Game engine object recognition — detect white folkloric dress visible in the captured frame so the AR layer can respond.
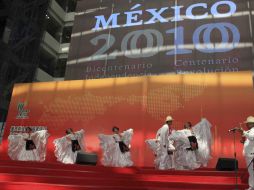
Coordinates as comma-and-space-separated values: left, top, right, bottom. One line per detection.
169, 118, 212, 170
8, 130, 49, 161
146, 124, 175, 170
53, 129, 85, 164
98, 129, 133, 167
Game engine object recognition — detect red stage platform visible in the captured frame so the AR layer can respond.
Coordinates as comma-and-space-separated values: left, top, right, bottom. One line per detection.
0, 160, 249, 190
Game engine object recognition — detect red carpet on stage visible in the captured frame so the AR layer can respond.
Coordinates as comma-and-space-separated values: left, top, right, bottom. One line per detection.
0, 160, 249, 190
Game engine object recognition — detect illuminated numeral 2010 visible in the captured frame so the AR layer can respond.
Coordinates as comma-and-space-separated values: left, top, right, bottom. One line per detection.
89, 22, 240, 60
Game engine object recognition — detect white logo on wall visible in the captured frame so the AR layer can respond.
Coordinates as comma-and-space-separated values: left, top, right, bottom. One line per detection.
16, 102, 30, 119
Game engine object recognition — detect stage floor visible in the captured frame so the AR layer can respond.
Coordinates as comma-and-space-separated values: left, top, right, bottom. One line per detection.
0, 160, 249, 190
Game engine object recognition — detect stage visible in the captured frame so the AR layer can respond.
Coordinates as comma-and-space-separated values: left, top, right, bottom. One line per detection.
0, 160, 249, 190
1, 71, 254, 168
0, 71, 253, 189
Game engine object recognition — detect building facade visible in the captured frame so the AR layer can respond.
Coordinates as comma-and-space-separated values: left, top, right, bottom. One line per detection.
0, 0, 77, 126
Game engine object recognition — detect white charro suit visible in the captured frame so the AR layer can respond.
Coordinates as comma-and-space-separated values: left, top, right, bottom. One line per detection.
156, 124, 175, 170
243, 127, 254, 189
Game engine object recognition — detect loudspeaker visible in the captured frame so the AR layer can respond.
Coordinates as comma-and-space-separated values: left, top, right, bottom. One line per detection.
216, 158, 238, 171
76, 152, 98, 165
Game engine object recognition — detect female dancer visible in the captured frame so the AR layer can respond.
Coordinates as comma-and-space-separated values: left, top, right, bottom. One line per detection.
98, 126, 133, 167
8, 127, 49, 161
53, 128, 85, 164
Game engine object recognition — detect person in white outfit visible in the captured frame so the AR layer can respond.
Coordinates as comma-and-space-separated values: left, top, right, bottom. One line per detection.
237, 116, 254, 190
146, 116, 175, 170
169, 119, 212, 170
98, 126, 133, 167
169, 122, 200, 170
8, 127, 49, 161
53, 128, 85, 164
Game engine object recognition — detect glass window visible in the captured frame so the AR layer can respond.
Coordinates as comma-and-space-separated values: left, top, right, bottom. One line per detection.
54, 58, 67, 77
38, 50, 56, 76
45, 13, 62, 42
55, 0, 77, 12
62, 26, 73, 43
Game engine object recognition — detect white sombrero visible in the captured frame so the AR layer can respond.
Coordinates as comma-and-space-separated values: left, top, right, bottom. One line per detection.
165, 116, 174, 122
245, 116, 254, 123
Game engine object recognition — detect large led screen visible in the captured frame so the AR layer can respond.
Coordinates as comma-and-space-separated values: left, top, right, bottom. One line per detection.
65, 0, 253, 80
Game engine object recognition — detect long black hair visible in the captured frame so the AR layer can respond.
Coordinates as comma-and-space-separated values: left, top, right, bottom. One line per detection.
184, 122, 192, 129
65, 128, 73, 134
25, 127, 33, 133
112, 126, 119, 132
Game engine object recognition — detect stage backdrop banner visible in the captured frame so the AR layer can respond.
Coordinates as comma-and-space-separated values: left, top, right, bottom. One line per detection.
1, 71, 254, 168
65, 0, 252, 80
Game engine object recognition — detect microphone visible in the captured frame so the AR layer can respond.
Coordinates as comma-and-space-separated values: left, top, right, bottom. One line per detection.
228, 127, 239, 132
228, 123, 243, 133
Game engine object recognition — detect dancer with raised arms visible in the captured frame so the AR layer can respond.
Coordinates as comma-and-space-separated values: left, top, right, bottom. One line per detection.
98, 126, 133, 167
